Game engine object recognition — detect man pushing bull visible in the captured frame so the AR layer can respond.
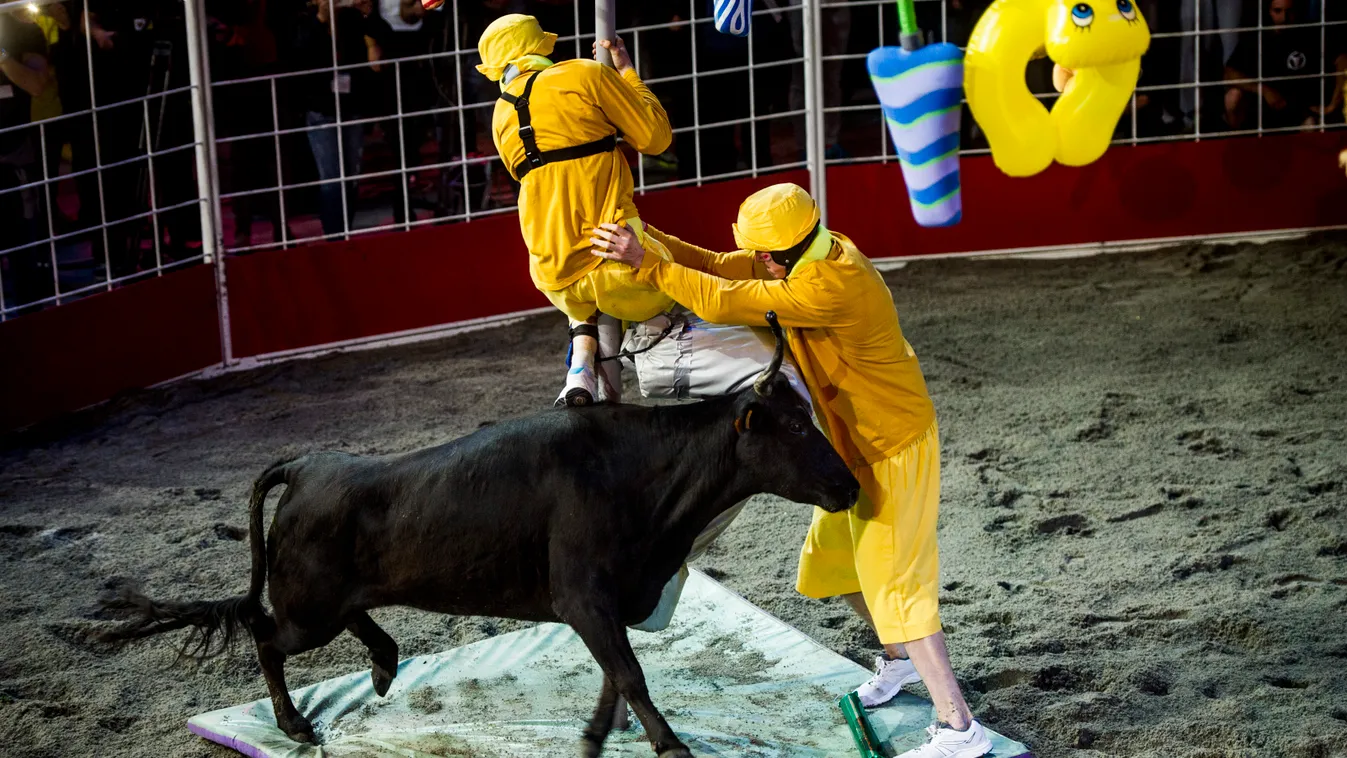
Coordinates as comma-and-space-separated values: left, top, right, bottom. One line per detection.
592, 183, 993, 758
477, 14, 677, 408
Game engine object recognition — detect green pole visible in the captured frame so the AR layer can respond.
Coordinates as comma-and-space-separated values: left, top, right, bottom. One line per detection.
896, 0, 923, 51
839, 693, 886, 758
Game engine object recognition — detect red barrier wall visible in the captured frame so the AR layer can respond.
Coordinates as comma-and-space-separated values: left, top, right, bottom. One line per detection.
226, 214, 547, 358
0, 264, 221, 432
4, 134, 1344, 433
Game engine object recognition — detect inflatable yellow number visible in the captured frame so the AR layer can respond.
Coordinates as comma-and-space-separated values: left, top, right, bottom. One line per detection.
964, 0, 1150, 177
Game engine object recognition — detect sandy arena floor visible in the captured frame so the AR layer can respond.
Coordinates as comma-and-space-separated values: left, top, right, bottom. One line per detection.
1, 235, 1345, 758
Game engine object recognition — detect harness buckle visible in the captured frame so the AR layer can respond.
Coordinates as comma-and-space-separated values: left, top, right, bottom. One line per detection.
518, 124, 535, 139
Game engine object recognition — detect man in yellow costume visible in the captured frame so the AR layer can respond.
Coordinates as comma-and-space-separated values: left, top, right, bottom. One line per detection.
477, 14, 676, 407
592, 183, 993, 758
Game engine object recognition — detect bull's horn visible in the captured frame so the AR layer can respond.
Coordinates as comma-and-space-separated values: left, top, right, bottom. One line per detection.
754, 311, 785, 396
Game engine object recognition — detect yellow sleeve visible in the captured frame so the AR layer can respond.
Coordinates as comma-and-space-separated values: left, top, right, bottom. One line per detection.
644, 226, 758, 280
591, 66, 673, 156
634, 257, 847, 328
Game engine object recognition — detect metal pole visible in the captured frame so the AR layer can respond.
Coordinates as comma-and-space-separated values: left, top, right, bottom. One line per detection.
182, 0, 219, 263
80, 3, 111, 290
803, 0, 827, 226
183, 0, 232, 365
596, 0, 616, 67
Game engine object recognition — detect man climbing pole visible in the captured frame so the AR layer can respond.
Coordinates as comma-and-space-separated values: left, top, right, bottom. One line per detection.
477, 14, 675, 406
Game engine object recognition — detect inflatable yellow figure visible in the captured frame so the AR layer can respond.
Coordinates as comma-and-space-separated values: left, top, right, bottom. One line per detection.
965, 0, 1150, 177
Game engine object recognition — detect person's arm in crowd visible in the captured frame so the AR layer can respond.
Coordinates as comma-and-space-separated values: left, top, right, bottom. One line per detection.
1314, 53, 1347, 116
644, 226, 759, 281
0, 45, 51, 98
1223, 64, 1288, 110
74, 5, 116, 50
365, 34, 382, 71
589, 37, 673, 156
399, 0, 425, 24
48, 3, 72, 32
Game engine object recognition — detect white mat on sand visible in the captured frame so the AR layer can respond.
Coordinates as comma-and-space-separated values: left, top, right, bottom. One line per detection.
189, 570, 1031, 757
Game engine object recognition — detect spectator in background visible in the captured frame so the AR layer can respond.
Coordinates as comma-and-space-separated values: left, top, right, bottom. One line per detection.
24, 2, 64, 183
1180, 0, 1246, 131
1315, 4, 1347, 123
374, 0, 430, 228
1224, 0, 1321, 130
0, 9, 54, 310
295, 0, 388, 238
45, 2, 112, 250
785, 0, 851, 160
210, 0, 288, 249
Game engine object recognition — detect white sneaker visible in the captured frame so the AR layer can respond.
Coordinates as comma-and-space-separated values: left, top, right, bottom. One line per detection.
897, 720, 993, 758
555, 366, 597, 408
856, 655, 922, 707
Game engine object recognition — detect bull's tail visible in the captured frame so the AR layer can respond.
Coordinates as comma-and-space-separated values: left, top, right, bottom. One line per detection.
96, 458, 296, 660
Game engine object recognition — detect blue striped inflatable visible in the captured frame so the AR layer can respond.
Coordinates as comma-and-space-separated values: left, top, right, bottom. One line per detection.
867, 42, 965, 227
713, 0, 751, 37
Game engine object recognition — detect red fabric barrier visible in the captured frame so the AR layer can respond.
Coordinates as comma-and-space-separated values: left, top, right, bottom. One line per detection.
0, 265, 221, 432
829, 132, 1347, 258
225, 214, 550, 358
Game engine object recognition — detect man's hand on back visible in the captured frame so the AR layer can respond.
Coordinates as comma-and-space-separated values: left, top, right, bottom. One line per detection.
590, 223, 647, 269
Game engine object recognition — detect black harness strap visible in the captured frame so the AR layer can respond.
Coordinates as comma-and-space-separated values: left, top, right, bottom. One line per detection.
500, 72, 618, 180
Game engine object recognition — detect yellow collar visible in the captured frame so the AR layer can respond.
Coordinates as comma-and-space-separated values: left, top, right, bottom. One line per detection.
788, 225, 835, 278
500, 55, 554, 89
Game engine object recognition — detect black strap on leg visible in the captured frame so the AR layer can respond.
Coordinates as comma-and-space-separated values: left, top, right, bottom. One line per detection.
569, 323, 599, 340
500, 72, 619, 180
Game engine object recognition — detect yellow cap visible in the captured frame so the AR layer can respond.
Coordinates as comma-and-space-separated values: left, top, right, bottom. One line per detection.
476, 14, 559, 82
732, 183, 821, 252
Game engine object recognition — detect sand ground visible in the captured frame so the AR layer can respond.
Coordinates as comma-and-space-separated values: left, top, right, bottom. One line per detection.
1, 236, 1345, 758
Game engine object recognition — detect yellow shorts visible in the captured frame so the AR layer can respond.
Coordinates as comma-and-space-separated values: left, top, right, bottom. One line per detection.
541, 221, 675, 324
796, 422, 942, 644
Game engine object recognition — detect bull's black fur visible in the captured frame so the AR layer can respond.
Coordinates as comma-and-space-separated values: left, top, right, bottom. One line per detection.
98, 337, 858, 758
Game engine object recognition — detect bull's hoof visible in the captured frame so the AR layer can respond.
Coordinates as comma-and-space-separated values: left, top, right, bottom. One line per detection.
578, 737, 603, 758
281, 714, 316, 744
657, 749, 693, 758
372, 663, 396, 697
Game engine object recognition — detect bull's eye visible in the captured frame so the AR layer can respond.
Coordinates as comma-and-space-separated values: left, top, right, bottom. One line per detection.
789, 422, 807, 436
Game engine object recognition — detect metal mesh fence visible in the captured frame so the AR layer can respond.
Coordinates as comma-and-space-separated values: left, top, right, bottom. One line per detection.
2, 0, 1344, 322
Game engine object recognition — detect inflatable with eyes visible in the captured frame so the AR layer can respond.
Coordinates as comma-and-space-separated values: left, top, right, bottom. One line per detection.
964, 0, 1151, 177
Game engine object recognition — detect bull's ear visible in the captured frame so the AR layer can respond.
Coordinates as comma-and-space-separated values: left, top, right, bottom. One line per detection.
733, 406, 759, 435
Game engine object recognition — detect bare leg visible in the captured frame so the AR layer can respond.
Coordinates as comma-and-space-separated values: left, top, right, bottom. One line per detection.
843, 592, 973, 728
596, 312, 624, 403
904, 632, 974, 730
347, 611, 399, 697
843, 592, 908, 659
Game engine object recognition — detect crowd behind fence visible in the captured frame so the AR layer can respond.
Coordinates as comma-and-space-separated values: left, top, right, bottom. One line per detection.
1, 0, 1344, 322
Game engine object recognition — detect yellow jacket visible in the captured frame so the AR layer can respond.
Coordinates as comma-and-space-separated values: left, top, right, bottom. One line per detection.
641, 227, 936, 469
491, 60, 673, 292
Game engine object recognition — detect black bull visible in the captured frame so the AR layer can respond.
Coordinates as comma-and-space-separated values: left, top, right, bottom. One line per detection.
99, 314, 861, 758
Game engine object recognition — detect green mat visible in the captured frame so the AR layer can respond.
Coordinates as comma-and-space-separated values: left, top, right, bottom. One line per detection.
188, 570, 1031, 757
